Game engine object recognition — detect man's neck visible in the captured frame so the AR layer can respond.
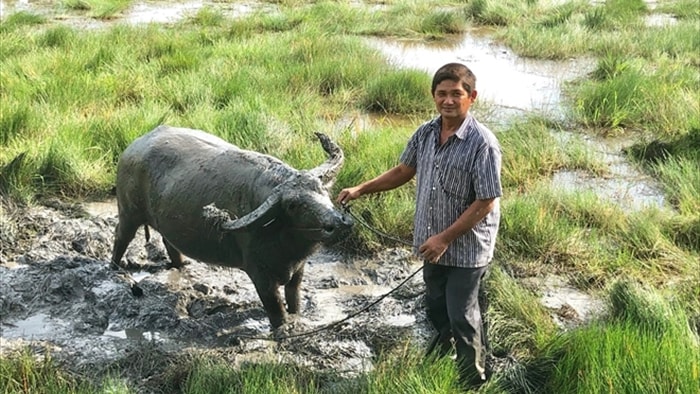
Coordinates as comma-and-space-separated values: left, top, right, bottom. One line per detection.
440, 115, 467, 144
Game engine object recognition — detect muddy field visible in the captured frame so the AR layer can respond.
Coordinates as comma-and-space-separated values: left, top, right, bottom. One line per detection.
0, 197, 432, 390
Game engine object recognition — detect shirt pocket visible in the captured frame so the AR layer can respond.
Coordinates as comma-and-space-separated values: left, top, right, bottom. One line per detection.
438, 163, 472, 201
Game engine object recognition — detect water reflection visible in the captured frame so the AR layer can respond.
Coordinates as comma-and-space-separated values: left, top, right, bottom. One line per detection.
126, 1, 203, 24
103, 327, 162, 341
367, 32, 595, 116
0, 0, 276, 24
124, 0, 272, 24
1, 313, 65, 338
539, 275, 604, 327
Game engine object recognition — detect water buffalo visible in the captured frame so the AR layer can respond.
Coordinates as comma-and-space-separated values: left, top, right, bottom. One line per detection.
111, 125, 353, 328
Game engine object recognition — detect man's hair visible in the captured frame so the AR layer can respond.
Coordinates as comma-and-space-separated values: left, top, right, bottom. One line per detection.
431, 63, 476, 96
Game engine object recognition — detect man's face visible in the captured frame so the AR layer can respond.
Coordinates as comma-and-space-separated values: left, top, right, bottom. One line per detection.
433, 79, 476, 120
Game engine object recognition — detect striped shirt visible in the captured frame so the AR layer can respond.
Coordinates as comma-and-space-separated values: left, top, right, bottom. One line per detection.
399, 114, 502, 268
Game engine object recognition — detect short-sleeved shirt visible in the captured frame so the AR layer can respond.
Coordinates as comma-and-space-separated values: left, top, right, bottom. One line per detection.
399, 114, 502, 268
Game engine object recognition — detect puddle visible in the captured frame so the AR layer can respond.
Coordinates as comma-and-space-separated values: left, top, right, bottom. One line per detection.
552, 169, 665, 211
368, 33, 595, 117
83, 199, 117, 218
530, 275, 605, 328
0, 0, 277, 26
311, 283, 396, 325
103, 327, 162, 341
125, 1, 206, 24
0, 260, 27, 269
541, 276, 604, 326
1, 313, 68, 339
385, 314, 416, 327
645, 13, 677, 27
552, 134, 666, 211
540, 276, 601, 313
123, 0, 274, 25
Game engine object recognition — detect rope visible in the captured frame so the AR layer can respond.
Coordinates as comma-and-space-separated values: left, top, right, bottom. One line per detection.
341, 203, 414, 247
244, 264, 423, 341
235, 203, 422, 341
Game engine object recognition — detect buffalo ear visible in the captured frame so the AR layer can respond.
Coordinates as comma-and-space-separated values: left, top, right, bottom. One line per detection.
202, 193, 282, 232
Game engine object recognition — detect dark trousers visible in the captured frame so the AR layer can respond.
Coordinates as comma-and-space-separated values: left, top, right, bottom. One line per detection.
423, 263, 489, 382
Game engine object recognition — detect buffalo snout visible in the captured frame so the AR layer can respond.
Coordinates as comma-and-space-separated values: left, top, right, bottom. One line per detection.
323, 210, 353, 244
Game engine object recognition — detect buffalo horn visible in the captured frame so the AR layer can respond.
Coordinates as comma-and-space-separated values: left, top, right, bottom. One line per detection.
203, 192, 282, 232
307, 132, 344, 189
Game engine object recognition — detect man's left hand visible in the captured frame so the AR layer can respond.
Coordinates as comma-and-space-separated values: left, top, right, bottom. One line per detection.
418, 235, 448, 263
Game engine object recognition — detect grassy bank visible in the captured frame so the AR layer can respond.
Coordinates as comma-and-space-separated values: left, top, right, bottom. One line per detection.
1, 0, 699, 393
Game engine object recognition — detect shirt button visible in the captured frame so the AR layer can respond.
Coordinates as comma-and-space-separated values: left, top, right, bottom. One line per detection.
432, 187, 436, 190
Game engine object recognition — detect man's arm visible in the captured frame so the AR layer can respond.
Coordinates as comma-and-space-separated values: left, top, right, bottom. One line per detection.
337, 164, 416, 205
418, 197, 498, 263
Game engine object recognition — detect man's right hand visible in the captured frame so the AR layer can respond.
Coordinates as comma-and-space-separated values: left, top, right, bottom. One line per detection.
336, 186, 362, 206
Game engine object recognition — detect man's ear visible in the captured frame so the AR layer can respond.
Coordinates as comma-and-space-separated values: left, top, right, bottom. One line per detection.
471, 90, 478, 100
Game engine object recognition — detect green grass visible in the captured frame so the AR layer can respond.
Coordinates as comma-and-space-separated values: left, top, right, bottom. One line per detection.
180, 359, 322, 394
499, 184, 698, 286
625, 130, 700, 217
657, 0, 700, 19
486, 267, 558, 359
464, 0, 530, 27
0, 20, 419, 200
498, 116, 607, 191
361, 69, 434, 114
520, 281, 700, 394
361, 348, 466, 393
0, 348, 129, 394
61, 0, 132, 19
568, 55, 700, 136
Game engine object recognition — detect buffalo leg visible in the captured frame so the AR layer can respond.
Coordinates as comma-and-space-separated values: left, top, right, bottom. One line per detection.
111, 219, 139, 268
251, 276, 286, 328
162, 238, 184, 269
285, 266, 304, 314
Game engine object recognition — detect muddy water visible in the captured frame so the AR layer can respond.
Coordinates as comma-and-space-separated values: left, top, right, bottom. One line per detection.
552, 135, 667, 211
0, 0, 276, 26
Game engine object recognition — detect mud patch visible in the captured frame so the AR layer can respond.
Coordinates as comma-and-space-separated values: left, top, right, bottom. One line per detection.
0, 200, 429, 390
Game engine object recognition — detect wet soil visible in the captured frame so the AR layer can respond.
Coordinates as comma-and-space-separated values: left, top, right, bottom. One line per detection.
0, 198, 429, 390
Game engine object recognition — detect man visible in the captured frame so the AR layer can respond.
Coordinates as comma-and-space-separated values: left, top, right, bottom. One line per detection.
336, 63, 502, 388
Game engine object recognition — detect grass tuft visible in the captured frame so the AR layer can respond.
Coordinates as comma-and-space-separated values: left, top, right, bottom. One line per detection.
362, 69, 433, 115
507, 282, 700, 393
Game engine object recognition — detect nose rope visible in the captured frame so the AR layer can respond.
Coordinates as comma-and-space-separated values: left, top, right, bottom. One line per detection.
340, 203, 414, 247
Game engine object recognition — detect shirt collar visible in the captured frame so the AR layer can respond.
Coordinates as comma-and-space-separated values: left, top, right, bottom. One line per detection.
434, 114, 473, 141
454, 114, 474, 140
